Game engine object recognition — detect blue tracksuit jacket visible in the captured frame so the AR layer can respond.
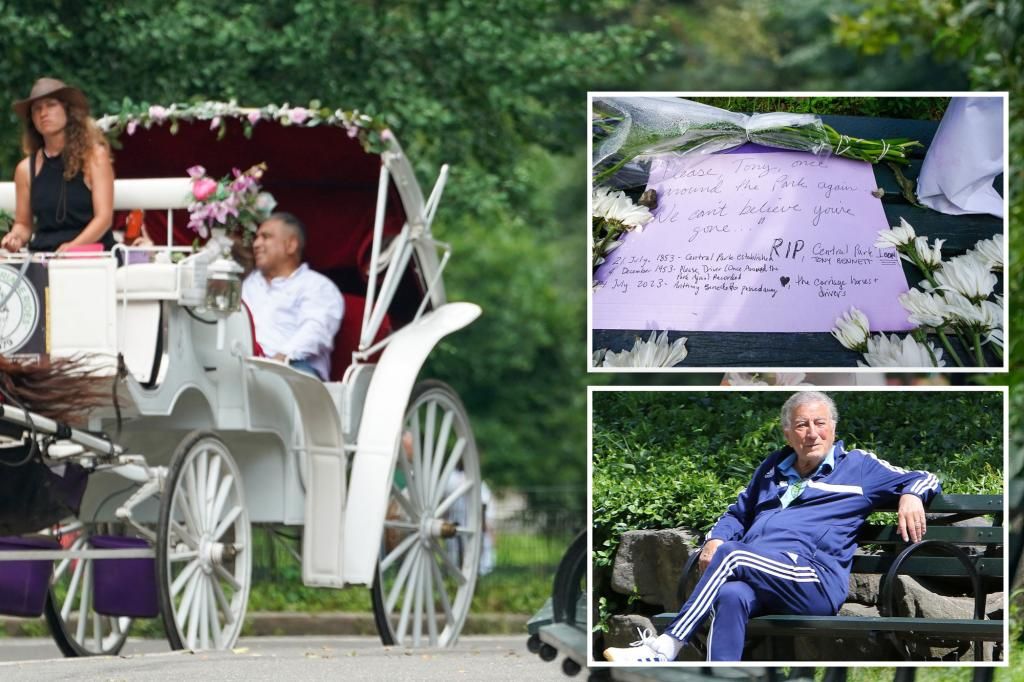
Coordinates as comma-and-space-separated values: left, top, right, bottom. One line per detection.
705, 440, 941, 611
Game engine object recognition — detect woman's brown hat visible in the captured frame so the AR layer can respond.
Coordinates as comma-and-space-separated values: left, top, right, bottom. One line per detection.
12, 77, 89, 120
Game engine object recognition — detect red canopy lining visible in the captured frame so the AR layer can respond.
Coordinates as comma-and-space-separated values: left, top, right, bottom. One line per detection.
109, 116, 425, 331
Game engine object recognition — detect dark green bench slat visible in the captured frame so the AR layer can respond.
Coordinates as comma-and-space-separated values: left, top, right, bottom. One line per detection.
925, 494, 1003, 514
746, 615, 1003, 639
851, 555, 1002, 577
858, 525, 1004, 545
651, 613, 1003, 640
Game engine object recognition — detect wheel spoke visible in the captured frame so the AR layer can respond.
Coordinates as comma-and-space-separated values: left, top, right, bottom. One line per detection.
171, 558, 202, 597
429, 437, 466, 510
434, 478, 474, 519
412, 549, 425, 648
383, 520, 419, 532
408, 408, 423, 506
53, 535, 86, 583
176, 568, 201, 632
429, 410, 454, 501
420, 402, 437, 505
207, 580, 223, 649
170, 519, 200, 551
206, 454, 222, 522
170, 548, 200, 562
386, 543, 421, 614
381, 531, 419, 573
186, 574, 203, 649
61, 550, 86, 620
428, 537, 467, 586
196, 449, 209, 532
390, 483, 417, 520
211, 573, 234, 626
184, 464, 203, 535
210, 474, 235, 527
92, 610, 102, 651
213, 563, 242, 592
76, 559, 92, 644
212, 505, 243, 542
429, 550, 455, 633
424, 545, 438, 645
199, 578, 210, 651
395, 448, 424, 513
395, 551, 421, 645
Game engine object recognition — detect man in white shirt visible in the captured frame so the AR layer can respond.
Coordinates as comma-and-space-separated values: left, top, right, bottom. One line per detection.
241, 212, 344, 380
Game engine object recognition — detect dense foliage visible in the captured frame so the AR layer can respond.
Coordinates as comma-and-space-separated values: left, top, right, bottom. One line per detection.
592, 391, 1004, 565
0, 1, 668, 493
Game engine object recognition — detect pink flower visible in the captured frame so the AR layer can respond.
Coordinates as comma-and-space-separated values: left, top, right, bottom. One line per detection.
192, 177, 218, 201
186, 165, 206, 179
148, 105, 168, 122
381, 129, 394, 142
344, 124, 358, 139
210, 116, 222, 130
126, 120, 138, 136
247, 110, 262, 125
289, 107, 310, 125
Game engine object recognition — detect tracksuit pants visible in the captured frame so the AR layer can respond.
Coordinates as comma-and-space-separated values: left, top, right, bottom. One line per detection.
663, 541, 836, 661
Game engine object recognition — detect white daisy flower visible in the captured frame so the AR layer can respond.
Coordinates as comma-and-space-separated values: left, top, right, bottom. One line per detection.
602, 331, 688, 368
934, 252, 997, 302
898, 289, 946, 328
902, 235, 944, 270
858, 333, 945, 368
593, 187, 653, 232
831, 307, 871, 352
968, 234, 1003, 272
874, 217, 916, 249
725, 372, 809, 386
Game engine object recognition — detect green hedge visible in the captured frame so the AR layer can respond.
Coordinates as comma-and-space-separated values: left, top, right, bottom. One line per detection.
592, 390, 1004, 567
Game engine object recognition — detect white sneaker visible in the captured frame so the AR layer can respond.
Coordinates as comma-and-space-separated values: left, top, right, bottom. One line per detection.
602, 627, 670, 663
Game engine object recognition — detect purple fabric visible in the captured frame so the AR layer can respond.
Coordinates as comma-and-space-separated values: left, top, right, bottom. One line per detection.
90, 535, 159, 618
0, 536, 59, 617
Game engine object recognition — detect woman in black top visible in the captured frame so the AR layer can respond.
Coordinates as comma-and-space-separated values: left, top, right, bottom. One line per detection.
2, 78, 114, 253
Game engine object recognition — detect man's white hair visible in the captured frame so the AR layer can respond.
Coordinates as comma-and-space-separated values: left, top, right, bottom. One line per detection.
781, 391, 839, 430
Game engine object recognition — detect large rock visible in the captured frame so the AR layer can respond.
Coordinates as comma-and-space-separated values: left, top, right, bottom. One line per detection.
893, 575, 1002, 619
892, 576, 1002, 660
846, 572, 881, 605
611, 529, 700, 609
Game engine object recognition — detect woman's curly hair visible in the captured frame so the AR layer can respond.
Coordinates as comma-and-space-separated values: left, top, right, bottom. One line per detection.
21, 96, 111, 181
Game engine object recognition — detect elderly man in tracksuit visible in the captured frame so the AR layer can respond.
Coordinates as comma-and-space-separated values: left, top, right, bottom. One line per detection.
604, 390, 941, 663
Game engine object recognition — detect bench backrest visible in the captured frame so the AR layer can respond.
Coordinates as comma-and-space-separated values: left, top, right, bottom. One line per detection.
854, 494, 1003, 582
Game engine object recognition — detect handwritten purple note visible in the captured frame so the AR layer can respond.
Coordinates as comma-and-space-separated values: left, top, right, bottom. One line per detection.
593, 150, 913, 332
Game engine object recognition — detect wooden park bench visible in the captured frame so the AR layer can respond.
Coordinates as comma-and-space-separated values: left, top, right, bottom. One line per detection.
651, 494, 1005, 662
592, 113, 1004, 367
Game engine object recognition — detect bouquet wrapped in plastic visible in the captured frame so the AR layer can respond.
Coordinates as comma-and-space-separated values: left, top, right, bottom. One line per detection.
593, 97, 922, 187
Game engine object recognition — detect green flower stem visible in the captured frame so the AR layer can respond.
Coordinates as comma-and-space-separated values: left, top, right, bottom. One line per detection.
971, 330, 986, 367
922, 340, 939, 368
990, 342, 1003, 363
936, 330, 964, 368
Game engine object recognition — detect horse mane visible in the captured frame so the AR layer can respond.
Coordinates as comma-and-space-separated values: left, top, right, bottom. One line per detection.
0, 355, 111, 425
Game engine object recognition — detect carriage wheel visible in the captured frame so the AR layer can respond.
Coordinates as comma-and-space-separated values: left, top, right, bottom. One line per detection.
371, 380, 482, 648
43, 520, 133, 657
157, 431, 251, 651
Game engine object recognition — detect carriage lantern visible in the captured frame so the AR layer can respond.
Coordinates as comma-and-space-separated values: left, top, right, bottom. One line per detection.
204, 254, 243, 314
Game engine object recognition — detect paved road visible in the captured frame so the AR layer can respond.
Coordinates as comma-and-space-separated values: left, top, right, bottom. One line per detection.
0, 635, 570, 680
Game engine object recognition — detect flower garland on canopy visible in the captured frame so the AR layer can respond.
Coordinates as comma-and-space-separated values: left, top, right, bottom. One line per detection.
96, 100, 392, 154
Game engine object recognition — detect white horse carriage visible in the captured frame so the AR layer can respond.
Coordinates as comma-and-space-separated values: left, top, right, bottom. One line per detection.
0, 103, 483, 655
